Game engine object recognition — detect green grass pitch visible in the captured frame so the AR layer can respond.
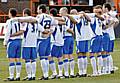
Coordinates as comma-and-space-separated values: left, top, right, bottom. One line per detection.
0, 39, 120, 83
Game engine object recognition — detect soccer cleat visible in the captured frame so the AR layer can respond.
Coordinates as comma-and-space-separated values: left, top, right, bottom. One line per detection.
49, 74, 57, 79
4, 77, 14, 81
38, 76, 48, 80
70, 75, 76, 78
110, 70, 114, 74
64, 75, 69, 79
28, 77, 32, 81
76, 73, 83, 78
32, 77, 36, 80
15, 77, 20, 81
82, 74, 87, 77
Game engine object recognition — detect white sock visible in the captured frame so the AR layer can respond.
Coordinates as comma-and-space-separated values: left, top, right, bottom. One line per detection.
90, 56, 97, 74
108, 55, 114, 71
25, 61, 32, 78
31, 61, 36, 77
58, 61, 63, 76
9, 62, 15, 79
77, 56, 84, 75
49, 60, 57, 75
45, 59, 49, 76
40, 59, 48, 78
83, 56, 88, 75
16, 62, 22, 78
106, 55, 111, 73
97, 55, 103, 74
63, 59, 69, 76
102, 55, 108, 74
69, 59, 75, 75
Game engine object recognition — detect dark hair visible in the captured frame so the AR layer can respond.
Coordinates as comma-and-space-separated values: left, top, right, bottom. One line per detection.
9, 8, 17, 17
50, 8, 58, 16
23, 8, 31, 16
38, 4, 47, 13
103, 3, 112, 11
93, 5, 102, 9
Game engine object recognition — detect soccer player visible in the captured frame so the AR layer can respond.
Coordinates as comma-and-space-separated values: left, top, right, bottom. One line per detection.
102, 3, 119, 74
36, 4, 59, 80
49, 8, 66, 79
66, 10, 91, 77
89, 5, 104, 76
75, 11, 93, 77
3, 8, 22, 81
59, 7, 75, 78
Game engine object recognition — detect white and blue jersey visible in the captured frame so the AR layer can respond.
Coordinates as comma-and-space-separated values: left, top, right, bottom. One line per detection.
37, 13, 58, 39
52, 25, 64, 46
21, 16, 44, 60
51, 25, 64, 58
90, 17, 103, 53
4, 18, 22, 58
75, 16, 93, 53
63, 16, 74, 54
102, 13, 119, 52
36, 13, 58, 58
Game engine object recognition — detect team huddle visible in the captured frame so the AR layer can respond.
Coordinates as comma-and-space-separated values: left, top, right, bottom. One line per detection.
3, 3, 119, 81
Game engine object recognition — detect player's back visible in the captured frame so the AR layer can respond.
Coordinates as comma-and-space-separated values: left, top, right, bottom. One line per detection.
52, 24, 64, 46
37, 13, 58, 39
22, 19, 38, 47
6, 18, 22, 40
90, 17, 103, 37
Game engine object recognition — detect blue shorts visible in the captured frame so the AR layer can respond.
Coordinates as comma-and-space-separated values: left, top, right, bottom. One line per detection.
76, 40, 89, 53
102, 33, 110, 52
63, 36, 74, 55
51, 45, 63, 58
90, 36, 102, 53
22, 47, 37, 60
7, 39, 21, 58
37, 37, 51, 58
108, 40, 114, 52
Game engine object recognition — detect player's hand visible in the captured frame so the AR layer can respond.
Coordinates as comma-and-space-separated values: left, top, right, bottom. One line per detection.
42, 34, 49, 38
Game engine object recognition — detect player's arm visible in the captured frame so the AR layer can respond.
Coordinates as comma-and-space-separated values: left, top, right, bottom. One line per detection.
51, 16, 66, 25
67, 29, 74, 36
42, 27, 55, 38
66, 19, 74, 36
95, 14, 104, 21
113, 18, 119, 28
3, 21, 11, 46
80, 12, 91, 22
105, 20, 115, 29
10, 30, 24, 37
10, 23, 27, 37
65, 14, 78, 24
54, 17, 65, 22
58, 21, 66, 25
18, 17, 37, 23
